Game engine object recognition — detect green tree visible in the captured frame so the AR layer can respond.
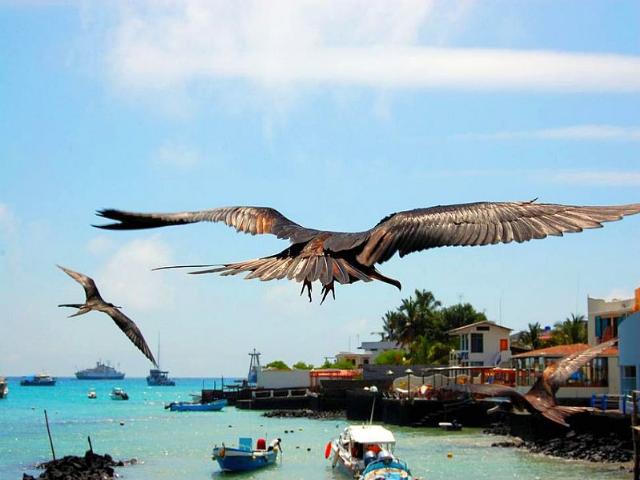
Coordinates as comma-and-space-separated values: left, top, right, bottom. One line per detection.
374, 349, 406, 365
521, 322, 542, 350
265, 360, 290, 370
292, 361, 314, 370
440, 303, 488, 332
552, 314, 587, 345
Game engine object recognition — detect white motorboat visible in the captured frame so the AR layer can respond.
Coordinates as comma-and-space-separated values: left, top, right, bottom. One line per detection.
325, 425, 413, 479
109, 387, 129, 400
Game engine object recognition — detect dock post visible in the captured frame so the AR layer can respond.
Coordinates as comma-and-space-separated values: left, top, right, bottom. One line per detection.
633, 390, 639, 480
44, 409, 56, 461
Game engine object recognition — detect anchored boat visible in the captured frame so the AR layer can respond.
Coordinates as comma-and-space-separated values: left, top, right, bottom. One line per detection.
20, 373, 56, 386
109, 387, 129, 400
326, 425, 413, 479
0, 377, 8, 398
167, 399, 227, 412
212, 437, 281, 472
76, 361, 125, 380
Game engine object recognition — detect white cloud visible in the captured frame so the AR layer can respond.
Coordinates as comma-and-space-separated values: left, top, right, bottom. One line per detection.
105, 1, 640, 94
457, 125, 640, 141
0, 203, 17, 235
603, 289, 635, 302
153, 142, 202, 170
100, 237, 175, 311
86, 235, 115, 255
553, 171, 640, 187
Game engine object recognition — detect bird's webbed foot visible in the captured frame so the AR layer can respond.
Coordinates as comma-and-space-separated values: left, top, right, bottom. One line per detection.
320, 281, 336, 305
300, 279, 312, 302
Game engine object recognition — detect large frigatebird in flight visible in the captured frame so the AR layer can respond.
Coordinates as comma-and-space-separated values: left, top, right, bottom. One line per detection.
447, 338, 618, 427
95, 201, 640, 302
57, 265, 157, 366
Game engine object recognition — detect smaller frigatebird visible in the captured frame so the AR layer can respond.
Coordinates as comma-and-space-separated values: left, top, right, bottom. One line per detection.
447, 338, 618, 427
57, 265, 157, 366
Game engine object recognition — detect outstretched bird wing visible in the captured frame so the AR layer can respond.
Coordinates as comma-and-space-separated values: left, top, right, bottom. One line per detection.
355, 201, 640, 265
544, 337, 618, 389
102, 305, 157, 367
95, 207, 319, 244
57, 265, 103, 302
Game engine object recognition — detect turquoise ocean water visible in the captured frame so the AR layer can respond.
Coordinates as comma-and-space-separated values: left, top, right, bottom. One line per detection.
0, 377, 629, 479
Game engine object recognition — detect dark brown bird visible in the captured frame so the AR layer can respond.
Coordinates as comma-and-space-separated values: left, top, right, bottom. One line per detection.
57, 265, 157, 366
451, 338, 618, 426
94, 201, 640, 303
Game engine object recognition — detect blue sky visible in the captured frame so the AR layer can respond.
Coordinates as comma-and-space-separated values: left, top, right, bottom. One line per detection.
1, 1, 639, 376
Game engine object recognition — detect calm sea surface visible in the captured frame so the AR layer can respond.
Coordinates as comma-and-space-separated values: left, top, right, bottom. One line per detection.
0, 378, 629, 479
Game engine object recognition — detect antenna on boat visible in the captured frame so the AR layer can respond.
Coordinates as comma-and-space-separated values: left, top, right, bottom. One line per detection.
157, 331, 161, 369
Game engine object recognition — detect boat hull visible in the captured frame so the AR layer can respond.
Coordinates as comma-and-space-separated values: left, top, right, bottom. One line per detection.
76, 373, 125, 380
20, 379, 56, 386
362, 460, 413, 480
212, 447, 277, 472
169, 399, 227, 412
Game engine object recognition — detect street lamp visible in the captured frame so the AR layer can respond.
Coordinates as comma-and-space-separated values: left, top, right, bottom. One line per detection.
405, 368, 414, 401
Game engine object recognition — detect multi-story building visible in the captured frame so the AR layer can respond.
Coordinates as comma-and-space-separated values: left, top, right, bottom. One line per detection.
447, 321, 512, 367
618, 289, 640, 395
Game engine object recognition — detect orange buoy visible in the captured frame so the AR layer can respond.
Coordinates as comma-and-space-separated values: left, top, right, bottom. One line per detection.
324, 441, 332, 459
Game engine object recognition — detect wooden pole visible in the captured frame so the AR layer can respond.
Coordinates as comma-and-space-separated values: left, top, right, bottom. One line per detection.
633, 390, 639, 480
44, 410, 56, 461
87, 435, 94, 454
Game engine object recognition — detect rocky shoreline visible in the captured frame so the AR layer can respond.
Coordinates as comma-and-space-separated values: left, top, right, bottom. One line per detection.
484, 423, 633, 464
23, 450, 135, 480
262, 409, 345, 419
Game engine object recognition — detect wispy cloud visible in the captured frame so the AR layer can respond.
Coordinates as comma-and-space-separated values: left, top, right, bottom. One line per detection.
99, 237, 175, 311
456, 125, 640, 141
152, 142, 202, 170
105, 1, 640, 94
86, 235, 115, 255
0, 203, 17, 235
553, 170, 640, 187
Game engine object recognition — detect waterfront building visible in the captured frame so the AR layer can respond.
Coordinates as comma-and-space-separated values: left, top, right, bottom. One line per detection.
335, 351, 373, 368
256, 367, 311, 389
447, 321, 512, 367
588, 292, 636, 345
618, 289, 640, 395
512, 343, 619, 398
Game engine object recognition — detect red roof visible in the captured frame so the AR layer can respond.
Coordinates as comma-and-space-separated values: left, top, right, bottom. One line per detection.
512, 343, 618, 359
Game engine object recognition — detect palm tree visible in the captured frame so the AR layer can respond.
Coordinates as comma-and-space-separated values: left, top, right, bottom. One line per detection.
553, 314, 587, 345
521, 322, 542, 350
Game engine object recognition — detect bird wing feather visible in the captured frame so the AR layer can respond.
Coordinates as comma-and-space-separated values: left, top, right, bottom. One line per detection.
544, 338, 618, 388
356, 202, 640, 266
57, 265, 103, 302
104, 306, 157, 367
95, 206, 318, 243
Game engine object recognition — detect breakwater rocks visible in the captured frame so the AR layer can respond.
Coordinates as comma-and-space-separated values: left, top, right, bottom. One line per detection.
263, 409, 345, 419
23, 450, 133, 480
489, 430, 633, 463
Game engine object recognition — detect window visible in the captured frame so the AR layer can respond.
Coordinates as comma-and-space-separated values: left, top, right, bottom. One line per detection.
476, 326, 490, 331
471, 333, 483, 353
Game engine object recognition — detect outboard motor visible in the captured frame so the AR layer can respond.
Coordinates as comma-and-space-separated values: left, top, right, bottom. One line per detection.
377, 449, 393, 464
364, 450, 377, 467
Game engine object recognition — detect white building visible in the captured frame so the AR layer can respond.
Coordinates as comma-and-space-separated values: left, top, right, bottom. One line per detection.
447, 321, 512, 367
588, 294, 635, 345
256, 368, 311, 389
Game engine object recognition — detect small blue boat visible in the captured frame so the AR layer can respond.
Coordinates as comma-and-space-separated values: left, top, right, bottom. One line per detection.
212, 437, 281, 472
168, 399, 227, 412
